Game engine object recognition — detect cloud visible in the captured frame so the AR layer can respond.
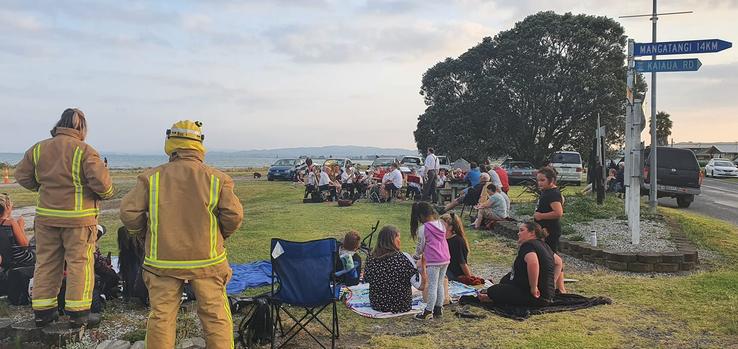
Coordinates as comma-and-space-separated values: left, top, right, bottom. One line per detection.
361, 0, 423, 15
0, 9, 44, 32
181, 13, 213, 32
267, 20, 492, 63
2, 0, 177, 26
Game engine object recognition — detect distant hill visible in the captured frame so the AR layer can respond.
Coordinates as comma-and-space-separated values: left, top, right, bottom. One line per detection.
222, 145, 418, 159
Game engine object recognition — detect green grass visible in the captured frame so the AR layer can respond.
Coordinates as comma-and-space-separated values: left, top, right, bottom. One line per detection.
6, 174, 738, 348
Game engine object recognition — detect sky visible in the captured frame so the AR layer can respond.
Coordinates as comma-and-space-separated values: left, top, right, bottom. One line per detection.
0, 0, 736, 154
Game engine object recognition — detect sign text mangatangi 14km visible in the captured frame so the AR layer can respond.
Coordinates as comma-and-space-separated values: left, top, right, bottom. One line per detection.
634, 39, 732, 56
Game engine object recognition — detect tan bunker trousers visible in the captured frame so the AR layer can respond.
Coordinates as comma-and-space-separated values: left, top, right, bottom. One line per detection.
31, 224, 96, 314
143, 268, 234, 349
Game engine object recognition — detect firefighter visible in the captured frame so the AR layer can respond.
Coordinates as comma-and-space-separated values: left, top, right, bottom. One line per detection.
15, 108, 115, 327
120, 120, 243, 349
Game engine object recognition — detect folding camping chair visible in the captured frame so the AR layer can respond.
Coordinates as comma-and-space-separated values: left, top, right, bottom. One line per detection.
270, 238, 340, 349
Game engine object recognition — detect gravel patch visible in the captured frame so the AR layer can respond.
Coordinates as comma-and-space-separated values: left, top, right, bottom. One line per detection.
570, 219, 678, 253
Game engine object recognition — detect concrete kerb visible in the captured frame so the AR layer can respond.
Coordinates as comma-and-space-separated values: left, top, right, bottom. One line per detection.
483, 220, 701, 273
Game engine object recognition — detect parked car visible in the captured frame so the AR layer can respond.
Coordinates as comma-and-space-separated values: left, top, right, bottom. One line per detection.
500, 160, 537, 184
400, 156, 423, 171
705, 158, 738, 178
641, 146, 702, 208
370, 157, 398, 181
549, 151, 583, 185
268, 158, 304, 181
437, 155, 451, 172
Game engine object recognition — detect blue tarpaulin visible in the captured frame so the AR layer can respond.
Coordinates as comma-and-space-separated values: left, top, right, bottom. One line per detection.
226, 260, 273, 295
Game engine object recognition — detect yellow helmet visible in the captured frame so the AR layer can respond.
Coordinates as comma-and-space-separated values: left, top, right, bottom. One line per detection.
164, 120, 206, 155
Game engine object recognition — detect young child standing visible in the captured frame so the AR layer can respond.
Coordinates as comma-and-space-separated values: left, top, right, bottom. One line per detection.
410, 202, 450, 320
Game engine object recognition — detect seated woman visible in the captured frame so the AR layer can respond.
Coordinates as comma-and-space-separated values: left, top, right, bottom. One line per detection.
478, 222, 560, 307
406, 169, 423, 201
472, 183, 509, 229
0, 194, 35, 267
364, 225, 418, 313
440, 213, 475, 282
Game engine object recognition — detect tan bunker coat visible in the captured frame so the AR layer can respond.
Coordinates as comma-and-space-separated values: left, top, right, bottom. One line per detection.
120, 149, 243, 349
14, 127, 114, 314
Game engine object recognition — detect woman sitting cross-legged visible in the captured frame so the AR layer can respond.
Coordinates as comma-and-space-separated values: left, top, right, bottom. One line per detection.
364, 225, 418, 313
478, 221, 563, 307
439, 212, 472, 282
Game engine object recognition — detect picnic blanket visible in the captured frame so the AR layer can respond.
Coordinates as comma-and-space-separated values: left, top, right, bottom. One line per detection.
458, 293, 612, 321
226, 260, 273, 295
344, 281, 478, 319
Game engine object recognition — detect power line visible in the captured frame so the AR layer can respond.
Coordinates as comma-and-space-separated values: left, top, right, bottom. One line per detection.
618, 11, 693, 19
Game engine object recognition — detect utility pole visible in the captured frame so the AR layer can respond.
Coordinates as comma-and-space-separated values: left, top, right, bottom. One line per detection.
649, 0, 658, 210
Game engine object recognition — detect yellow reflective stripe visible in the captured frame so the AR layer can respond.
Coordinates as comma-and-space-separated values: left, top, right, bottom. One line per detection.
97, 185, 115, 199
72, 147, 84, 211
33, 144, 41, 164
223, 288, 234, 349
32, 297, 58, 309
36, 207, 100, 218
149, 172, 160, 260
33, 143, 41, 181
65, 299, 92, 310
208, 175, 221, 259
82, 242, 94, 302
144, 252, 227, 269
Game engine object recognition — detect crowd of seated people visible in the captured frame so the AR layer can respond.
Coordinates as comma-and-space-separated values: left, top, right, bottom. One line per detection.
363, 204, 564, 316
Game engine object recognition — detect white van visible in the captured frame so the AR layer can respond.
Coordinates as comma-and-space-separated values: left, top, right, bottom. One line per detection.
549, 151, 583, 185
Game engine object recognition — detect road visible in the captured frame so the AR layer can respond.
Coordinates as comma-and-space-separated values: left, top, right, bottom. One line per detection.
658, 178, 738, 226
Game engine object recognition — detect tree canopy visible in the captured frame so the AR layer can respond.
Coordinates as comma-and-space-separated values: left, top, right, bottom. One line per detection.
414, 11, 647, 165
650, 111, 673, 146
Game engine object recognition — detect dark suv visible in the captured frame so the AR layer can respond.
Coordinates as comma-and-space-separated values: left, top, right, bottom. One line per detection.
641, 147, 702, 208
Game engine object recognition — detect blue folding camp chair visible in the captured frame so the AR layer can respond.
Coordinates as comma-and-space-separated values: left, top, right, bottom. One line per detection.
270, 238, 340, 349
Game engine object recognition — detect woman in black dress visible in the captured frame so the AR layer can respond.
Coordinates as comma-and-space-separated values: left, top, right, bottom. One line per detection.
533, 167, 566, 293
478, 222, 556, 306
364, 225, 418, 313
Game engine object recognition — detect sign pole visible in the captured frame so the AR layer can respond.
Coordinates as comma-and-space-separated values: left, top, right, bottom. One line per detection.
626, 39, 641, 244
649, 0, 659, 210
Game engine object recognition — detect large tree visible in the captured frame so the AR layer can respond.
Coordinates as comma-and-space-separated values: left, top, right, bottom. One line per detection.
415, 11, 647, 165
649, 111, 673, 146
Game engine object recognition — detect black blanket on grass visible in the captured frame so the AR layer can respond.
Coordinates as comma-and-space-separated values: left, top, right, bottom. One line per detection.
458, 293, 612, 321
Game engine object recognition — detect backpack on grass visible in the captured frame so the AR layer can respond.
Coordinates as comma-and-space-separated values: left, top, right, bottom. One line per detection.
236, 296, 273, 347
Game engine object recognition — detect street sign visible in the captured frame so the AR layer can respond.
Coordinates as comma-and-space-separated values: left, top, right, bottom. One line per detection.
634, 39, 732, 56
635, 58, 702, 72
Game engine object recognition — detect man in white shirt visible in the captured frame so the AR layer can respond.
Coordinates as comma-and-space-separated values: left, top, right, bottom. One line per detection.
341, 166, 356, 199
318, 166, 337, 201
422, 148, 440, 202
487, 167, 503, 189
382, 163, 403, 202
